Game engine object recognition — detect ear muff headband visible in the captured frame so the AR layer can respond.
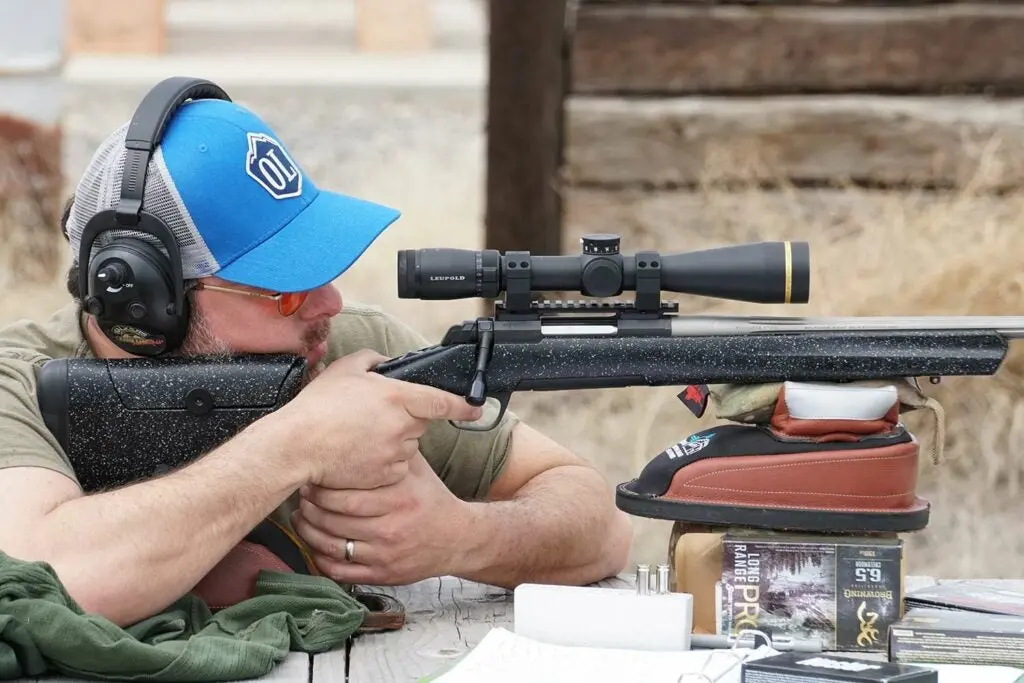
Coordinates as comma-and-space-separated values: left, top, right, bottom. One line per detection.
77, 77, 232, 356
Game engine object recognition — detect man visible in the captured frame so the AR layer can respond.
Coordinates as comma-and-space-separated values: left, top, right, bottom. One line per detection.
0, 95, 632, 627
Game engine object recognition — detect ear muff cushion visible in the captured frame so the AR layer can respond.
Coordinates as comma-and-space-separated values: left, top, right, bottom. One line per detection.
90, 237, 189, 353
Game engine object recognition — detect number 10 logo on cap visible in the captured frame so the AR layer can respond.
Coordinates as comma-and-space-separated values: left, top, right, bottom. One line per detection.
245, 132, 303, 200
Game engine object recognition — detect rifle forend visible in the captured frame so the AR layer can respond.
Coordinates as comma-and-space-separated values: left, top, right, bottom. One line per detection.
374, 234, 1024, 431
373, 314, 1024, 431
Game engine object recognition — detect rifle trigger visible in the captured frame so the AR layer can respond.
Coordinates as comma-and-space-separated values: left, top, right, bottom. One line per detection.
467, 321, 494, 407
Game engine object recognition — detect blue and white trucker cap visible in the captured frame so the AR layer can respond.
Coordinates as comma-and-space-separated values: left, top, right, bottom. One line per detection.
66, 98, 401, 293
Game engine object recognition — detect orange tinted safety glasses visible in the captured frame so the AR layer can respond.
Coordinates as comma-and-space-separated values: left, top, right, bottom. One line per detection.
193, 282, 310, 316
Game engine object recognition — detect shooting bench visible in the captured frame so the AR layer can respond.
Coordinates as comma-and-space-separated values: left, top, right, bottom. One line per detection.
6, 573, 944, 682
324, 574, 945, 681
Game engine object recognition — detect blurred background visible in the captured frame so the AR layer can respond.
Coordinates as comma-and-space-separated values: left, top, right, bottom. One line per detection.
3, 0, 1024, 581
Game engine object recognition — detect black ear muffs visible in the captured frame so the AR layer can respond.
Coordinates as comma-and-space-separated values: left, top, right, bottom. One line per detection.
79, 218, 189, 356
78, 76, 231, 357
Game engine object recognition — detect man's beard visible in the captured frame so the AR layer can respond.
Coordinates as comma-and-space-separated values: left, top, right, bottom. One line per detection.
176, 306, 232, 358
301, 318, 331, 382
177, 308, 330, 386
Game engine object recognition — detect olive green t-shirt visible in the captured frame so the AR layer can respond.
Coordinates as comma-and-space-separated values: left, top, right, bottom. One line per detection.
0, 300, 518, 502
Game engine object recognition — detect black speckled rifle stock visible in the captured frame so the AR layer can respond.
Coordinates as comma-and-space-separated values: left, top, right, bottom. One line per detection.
36, 354, 305, 493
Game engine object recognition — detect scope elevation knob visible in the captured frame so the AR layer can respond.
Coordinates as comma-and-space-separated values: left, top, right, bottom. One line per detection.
581, 233, 620, 255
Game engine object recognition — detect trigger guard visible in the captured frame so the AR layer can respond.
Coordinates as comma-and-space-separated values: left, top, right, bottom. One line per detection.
449, 393, 509, 432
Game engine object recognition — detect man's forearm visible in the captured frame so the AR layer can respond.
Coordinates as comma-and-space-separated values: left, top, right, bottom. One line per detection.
455, 465, 633, 588
27, 416, 307, 626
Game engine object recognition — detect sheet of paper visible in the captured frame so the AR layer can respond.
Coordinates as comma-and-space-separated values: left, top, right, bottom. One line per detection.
430, 628, 1024, 683
431, 627, 777, 683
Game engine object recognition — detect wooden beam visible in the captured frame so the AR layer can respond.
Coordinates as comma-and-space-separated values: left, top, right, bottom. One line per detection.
561, 186, 1022, 254
66, 0, 166, 54
353, 0, 434, 52
563, 96, 1024, 189
570, 4, 1024, 94
484, 0, 567, 256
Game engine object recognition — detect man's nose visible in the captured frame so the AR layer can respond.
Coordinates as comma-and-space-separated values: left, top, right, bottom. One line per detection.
299, 283, 343, 320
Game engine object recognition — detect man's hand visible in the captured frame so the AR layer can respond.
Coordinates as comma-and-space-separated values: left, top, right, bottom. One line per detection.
276, 349, 482, 490
290, 452, 472, 585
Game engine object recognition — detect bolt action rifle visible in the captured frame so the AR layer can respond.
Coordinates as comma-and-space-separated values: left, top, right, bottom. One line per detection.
34, 235, 1024, 532
372, 234, 1024, 431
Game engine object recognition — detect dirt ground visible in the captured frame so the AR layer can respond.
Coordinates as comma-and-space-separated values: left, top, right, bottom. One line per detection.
3, 85, 1024, 582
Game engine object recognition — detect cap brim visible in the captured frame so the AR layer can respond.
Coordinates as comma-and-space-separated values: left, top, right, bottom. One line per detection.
212, 189, 401, 292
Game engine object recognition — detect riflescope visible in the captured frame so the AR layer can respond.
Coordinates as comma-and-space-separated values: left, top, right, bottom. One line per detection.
397, 233, 810, 305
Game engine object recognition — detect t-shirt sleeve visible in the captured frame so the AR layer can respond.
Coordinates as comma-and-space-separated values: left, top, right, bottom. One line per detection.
0, 354, 79, 484
374, 312, 520, 501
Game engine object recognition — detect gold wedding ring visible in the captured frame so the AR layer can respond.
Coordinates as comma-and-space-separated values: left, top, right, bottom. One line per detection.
344, 539, 355, 562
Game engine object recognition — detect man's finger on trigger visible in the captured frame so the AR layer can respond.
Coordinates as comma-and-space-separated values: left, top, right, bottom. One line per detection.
404, 386, 483, 421
446, 394, 484, 421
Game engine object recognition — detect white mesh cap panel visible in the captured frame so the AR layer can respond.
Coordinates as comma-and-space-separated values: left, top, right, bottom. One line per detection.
66, 121, 220, 279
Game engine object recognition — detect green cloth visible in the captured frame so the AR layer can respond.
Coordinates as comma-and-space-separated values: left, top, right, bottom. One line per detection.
0, 551, 367, 681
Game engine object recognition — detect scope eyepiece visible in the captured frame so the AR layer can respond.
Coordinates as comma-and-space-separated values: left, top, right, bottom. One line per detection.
398, 247, 502, 300
396, 234, 810, 306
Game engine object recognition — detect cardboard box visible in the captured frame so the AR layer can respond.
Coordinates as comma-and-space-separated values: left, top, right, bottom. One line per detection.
889, 607, 1024, 669
719, 531, 904, 651
669, 524, 724, 634
741, 652, 936, 683
669, 524, 905, 651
